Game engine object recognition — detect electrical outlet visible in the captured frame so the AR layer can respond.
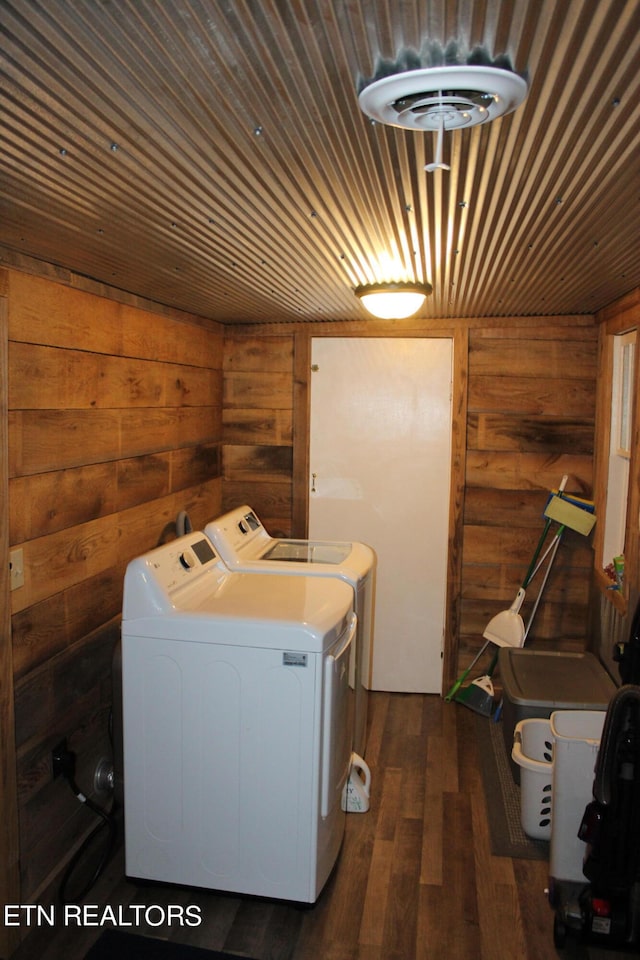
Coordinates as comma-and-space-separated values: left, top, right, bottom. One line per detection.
9, 548, 24, 591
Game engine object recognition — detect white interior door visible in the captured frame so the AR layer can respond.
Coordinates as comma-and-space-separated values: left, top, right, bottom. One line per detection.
308, 338, 453, 694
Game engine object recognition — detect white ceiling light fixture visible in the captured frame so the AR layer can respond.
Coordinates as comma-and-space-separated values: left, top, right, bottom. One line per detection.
359, 65, 528, 172
354, 281, 432, 319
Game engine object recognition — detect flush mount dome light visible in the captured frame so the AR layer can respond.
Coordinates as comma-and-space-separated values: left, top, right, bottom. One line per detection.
358, 65, 528, 132
355, 282, 432, 319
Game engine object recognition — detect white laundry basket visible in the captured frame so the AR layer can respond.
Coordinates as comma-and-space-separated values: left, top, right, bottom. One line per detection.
511, 717, 554, 840
548, 709, 606, 884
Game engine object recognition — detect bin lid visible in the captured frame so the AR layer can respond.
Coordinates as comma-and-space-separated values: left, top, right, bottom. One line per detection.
498, 650, 616, 708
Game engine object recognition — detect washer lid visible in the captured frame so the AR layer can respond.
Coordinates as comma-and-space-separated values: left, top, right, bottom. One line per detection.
205, 506, 375, 580
262, 540, 352, 563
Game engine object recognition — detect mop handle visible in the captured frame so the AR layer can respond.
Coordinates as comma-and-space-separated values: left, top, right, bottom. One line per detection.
527, 526, 563, 585
522, 476, 568, 587
523, 526, 564, 640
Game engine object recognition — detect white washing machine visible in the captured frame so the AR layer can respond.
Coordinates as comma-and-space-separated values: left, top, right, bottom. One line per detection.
121, 532, 356, 904
204, 505, 376, 758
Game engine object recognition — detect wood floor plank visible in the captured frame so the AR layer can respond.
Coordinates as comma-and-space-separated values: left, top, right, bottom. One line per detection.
422, 726, 451, 887
375, 766, 403, 842
420, 787, 443, 885
399, 732, 427, 820
442, 791, 479, 929
513, 858, 556, 959
404, 691, 426, 736
357, 837, 395, 949
417, 883, 480, 960
440, 701, 461, 793
381, 817, 422, 960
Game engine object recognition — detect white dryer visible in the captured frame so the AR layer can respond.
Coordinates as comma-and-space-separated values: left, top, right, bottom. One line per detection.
121, 532, 355, 904
204, 505, 376, 758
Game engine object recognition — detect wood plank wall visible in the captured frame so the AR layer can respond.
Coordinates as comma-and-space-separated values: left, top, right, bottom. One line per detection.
221, 317, 599, 684
222, 335, 294, 535
460, 324, 598, 661
5, 268, 224, 912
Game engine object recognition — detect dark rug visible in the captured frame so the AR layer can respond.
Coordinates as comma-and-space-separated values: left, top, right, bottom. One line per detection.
475, 714, 549, 861
85, 929, 254, 960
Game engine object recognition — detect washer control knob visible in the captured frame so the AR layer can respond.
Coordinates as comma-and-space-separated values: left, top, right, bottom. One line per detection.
179, 549, 196, 570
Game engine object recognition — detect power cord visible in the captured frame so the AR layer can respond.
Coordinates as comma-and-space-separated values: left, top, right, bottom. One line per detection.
54, 744, 118, 905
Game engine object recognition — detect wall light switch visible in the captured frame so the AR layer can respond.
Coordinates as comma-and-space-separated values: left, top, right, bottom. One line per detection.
9, 548, 24, 591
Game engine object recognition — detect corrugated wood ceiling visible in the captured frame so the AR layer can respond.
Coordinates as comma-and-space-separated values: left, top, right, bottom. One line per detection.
1, 0, 639, 324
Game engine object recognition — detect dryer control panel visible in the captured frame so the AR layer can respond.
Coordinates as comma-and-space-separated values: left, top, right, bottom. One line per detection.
205, 504, 271, 560
123, 533, 224, 619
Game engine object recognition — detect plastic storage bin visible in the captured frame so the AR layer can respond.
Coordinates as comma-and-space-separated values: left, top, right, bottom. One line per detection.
511, 717, 554, 840
499, 649, 615, 782
549, 709, 606, 884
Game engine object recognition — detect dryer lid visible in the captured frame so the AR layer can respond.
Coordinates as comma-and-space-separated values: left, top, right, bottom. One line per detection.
122, 532, 354, 652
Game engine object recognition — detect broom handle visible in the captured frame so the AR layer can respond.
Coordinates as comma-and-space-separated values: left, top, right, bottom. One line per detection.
444, 639, 491, 701
485, 649, 499, 677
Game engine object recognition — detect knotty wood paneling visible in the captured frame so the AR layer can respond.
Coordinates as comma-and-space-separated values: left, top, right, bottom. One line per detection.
223, 444, 293, 483
224, 336, 294, 372
468, 376, 596, 417
469, 337, 598, 379
464, 487, 565, 527
222, 408, 293, 444
467, 414, 594, 453
223, 371, 293, 410
463, 557, 591, 604
10, 406, 222, 477
9, 342, 220, 409
222, 335, 296, 534
11, 568, 123, 681
9, 271, 222, 366
459, 325, 598, 670
465, 451, 593, 493
6, 268, 224, 912
10, 464, 118, 542
462, 524, 593, 570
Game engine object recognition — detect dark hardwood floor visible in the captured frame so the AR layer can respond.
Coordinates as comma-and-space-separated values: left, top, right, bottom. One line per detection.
11, 693, 631, 960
